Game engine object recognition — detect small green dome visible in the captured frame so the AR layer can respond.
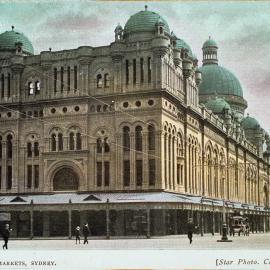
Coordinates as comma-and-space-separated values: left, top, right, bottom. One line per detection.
203, 38, 218, 49
175, 38, 193, 57
205, 97, 231, 114
124, 8, 170, 35
241, 115, 260, 129
199, 65, 243, 97
0, 29, 34, 55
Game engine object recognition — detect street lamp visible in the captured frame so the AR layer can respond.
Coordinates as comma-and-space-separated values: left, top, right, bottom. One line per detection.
217, 200, 232, 242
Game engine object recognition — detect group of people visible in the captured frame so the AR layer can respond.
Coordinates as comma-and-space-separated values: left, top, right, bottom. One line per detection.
74, 223, 90, 244
1, 220, 197, 248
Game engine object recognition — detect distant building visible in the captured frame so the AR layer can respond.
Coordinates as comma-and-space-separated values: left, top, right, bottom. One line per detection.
0, 6, 269, 238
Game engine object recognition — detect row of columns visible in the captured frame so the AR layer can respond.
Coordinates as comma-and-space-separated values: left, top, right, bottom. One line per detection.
10, 207, 270, 239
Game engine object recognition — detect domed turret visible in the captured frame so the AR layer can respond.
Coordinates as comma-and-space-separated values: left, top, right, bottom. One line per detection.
175, 38, 193, 58
114, 23, 123, 41
124, 6, 170, 38
202, 37, 218, 65
199, 37, 247, 117
0, 26, 34, 55
241, 114, 265, 157
205, 97, 231, 114
241, 114, 260, 130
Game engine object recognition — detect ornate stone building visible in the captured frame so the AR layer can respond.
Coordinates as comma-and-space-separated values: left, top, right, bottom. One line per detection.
0, 6, 269, 238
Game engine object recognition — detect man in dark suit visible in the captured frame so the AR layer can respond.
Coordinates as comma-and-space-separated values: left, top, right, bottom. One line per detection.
82, 223, 90, 244
187, 218, 195, 244
2, 224, 12, 249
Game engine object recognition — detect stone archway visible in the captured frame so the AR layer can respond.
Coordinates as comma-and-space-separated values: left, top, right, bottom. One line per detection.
53, 167, 79, 191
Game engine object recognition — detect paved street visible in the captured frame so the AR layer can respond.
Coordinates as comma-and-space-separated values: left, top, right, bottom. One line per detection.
4, 233, 270, 250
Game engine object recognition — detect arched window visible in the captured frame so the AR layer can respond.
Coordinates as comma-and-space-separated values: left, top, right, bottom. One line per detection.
97, 138, 102, 153
74, 66, 78, 91
58, 133, 63, 151
51, 134, 56, 151
123, 126, 130, 152
76, 132, 82, 150
67, 66, 71, 91
60, 67, 64, 92
125, 60, 129, 85
27, 142, 32, 157
28, 82, 34, 95
0, 136, 2, 159
148, 125, 155, 151
1, 74, 4, 98
104, 137, 110, 153
7, 134, 12, 159
97, 74, 102, 88
159, 26, 163, 35
54, 68, 57, 92
34, 142, 39, 156
35, 81, 41, 95
7, 73, 10, 98
135, 126, 142, 151
104, 73, 110, 88
69, 132, 75, 150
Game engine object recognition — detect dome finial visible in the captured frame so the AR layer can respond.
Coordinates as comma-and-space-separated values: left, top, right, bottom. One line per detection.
145, 5, 148, 11
11, 25, 14, 31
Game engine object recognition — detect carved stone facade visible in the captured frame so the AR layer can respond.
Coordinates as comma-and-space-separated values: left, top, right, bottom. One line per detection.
0, 7, 269, 238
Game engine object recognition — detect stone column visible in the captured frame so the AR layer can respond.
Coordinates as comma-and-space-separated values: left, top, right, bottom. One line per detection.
165, 135, 169, 189
212, 209, 215, 235
130, 133, 135, 189
11, 141, 19, 192
200, 210, 204, 236
142, 132, 148, 189
68, 209, 72, 239
173, 138, 178, 190
162, 209, 166, 235
30, 209, 34, 239
64, 136, 68, 151
159, 131, 166, 189
115, 134, 122, 189
106, 206, 110, 239
174, 210, 178, 235
169, 137, 173, 190
147, 208, 151, 238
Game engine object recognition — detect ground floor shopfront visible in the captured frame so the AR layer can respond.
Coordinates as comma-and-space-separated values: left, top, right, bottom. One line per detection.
1, 192, 269, 238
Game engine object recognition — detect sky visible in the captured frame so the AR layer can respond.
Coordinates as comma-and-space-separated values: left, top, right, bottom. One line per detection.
1, 0, 270, 132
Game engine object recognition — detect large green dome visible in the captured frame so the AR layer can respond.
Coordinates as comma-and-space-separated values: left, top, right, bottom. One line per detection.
199, 65, 243, 97
241, 115, 260, 129
205, 97, 231, 114
124, 8, 170, 35
0, 29, 34, 55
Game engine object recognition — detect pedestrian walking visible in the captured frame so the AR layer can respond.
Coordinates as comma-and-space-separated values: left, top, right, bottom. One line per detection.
75, 226, 81, 244
187, 218, 195, 244
2, 224, 12, 250
82, 223, 90, 244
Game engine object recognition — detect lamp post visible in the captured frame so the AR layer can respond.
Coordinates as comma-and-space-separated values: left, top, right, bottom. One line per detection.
217, 200, 232, 242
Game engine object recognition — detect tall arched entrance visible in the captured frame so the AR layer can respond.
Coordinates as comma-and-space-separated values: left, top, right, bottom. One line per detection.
53, 167, 79, 191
